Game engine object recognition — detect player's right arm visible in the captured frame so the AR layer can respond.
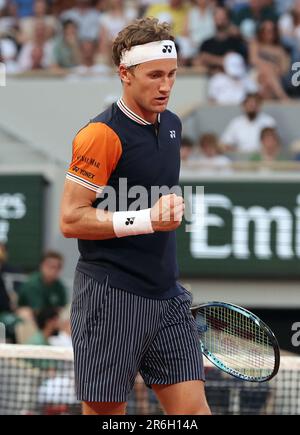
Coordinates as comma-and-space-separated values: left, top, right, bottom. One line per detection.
60, 122, 121, 240
60, 179, 116, 240
60, 182, 184, 240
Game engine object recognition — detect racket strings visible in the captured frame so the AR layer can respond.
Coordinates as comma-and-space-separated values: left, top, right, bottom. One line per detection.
197, 306, 275, 379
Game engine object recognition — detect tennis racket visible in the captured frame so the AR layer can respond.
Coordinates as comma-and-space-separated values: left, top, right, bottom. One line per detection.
191, 302, 280, 383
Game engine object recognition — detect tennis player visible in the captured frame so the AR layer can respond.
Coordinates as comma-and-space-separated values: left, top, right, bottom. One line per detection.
60, 17, 210, 416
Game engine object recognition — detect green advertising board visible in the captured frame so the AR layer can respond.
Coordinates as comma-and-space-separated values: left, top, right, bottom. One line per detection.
0, 175, 46, 270
177, 180, 300, 278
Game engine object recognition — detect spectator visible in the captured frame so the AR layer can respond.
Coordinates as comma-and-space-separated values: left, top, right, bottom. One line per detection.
52, 19, 80, 69
145, 0, 190, 38
231, 0, 278, 39
221, 92, 276, 154
18, 251, 67, 313
0, 243, 24, 294
48, 307, 72, 347
223, 1, 249, 12
208, 52, 258, 104
137, 0, 162, 18
14, 0, 35, 18
0, 273, 20, 342
196, 133, 231, 169
19, 0, 59, 43
289, 139, 300, 162
26, 307, 60, 345
70, 38, 109, 77
0, 1, 20, 41
274, 0, 295, 16
0, 272, 10, 314
0, 245, 11, 313
17, 18, 54, 71
249, 20, 290, 100
0, 244, 22, 342
279, 0, 300, 62
195, 6, 248, 73
180, 136, 194, 161
61, 0, 101, 41
51, 0, 77, 16
251, 127, 283, 162
95, 0, 110, 14
182, 0, 215, 59
98, 0, 137, 65
0, 36, 20, 73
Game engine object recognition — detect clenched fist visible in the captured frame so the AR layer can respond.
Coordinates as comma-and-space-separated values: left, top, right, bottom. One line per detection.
150, 194, 185, 232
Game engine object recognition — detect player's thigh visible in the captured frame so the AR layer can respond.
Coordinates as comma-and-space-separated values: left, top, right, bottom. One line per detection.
82, 401, 127, 415
152, 380, 211, 415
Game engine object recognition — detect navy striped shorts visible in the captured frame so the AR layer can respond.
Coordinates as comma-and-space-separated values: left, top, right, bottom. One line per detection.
70, 270, 205, 402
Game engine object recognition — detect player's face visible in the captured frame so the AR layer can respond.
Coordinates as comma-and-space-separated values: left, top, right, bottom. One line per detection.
125, 58, 178, 116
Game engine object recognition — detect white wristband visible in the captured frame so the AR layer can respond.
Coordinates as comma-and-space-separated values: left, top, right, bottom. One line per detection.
113, 208, 154, 238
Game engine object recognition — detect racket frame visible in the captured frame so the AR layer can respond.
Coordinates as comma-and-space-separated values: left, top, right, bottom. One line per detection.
191, 301, 280, 382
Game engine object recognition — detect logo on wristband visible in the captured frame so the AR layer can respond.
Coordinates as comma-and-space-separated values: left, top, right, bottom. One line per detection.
126, 217, 136, 226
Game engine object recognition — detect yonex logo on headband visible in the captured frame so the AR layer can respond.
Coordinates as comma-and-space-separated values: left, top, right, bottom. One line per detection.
162, 45, 172, 54
120, 40, 177, 67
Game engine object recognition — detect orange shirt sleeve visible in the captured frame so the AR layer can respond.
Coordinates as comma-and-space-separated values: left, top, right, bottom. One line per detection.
66, 122, 122, 193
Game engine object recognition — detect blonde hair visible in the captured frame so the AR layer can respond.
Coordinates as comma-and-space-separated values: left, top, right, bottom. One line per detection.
112, 17, 175, 67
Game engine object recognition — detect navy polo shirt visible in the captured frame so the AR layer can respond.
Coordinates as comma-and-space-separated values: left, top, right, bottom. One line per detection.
67, 99, 184, 299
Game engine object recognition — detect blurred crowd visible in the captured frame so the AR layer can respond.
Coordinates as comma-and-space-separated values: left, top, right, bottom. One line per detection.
0, 0, 300, 99
1, 1, 300, 168
0, 243, 154, 414
180, 92, 300, 169
0, 244, 71, 346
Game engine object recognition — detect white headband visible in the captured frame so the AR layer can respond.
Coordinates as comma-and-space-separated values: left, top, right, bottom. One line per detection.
120, 40, 177, 67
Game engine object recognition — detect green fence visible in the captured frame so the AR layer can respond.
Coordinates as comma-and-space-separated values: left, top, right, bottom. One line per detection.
177, 180, 300, 278
1, 174, 300, 278
0, 175, 46, 269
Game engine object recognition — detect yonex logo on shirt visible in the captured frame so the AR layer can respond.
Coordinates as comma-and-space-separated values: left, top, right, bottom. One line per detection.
170, 130, 176, 139
162, 45, 172, 54
126, 217, 136, 226
72, 166, 95, 180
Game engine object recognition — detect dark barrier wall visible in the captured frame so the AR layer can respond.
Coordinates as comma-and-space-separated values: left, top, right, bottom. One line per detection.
0, 175, 46, 269
177, 179, 300, 278
1, 174, 300, 280
250, 309, 300, 354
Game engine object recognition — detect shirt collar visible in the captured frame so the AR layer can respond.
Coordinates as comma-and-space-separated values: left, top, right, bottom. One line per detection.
117, 98, 161, 126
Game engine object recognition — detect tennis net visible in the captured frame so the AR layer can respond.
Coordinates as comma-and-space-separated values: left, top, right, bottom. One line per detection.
0, 345, 299, 415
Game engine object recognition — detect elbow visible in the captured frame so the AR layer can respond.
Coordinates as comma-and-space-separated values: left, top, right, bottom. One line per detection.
60, 222, 73, 239
60, 214, 75, 238
61, 226, 73, 239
